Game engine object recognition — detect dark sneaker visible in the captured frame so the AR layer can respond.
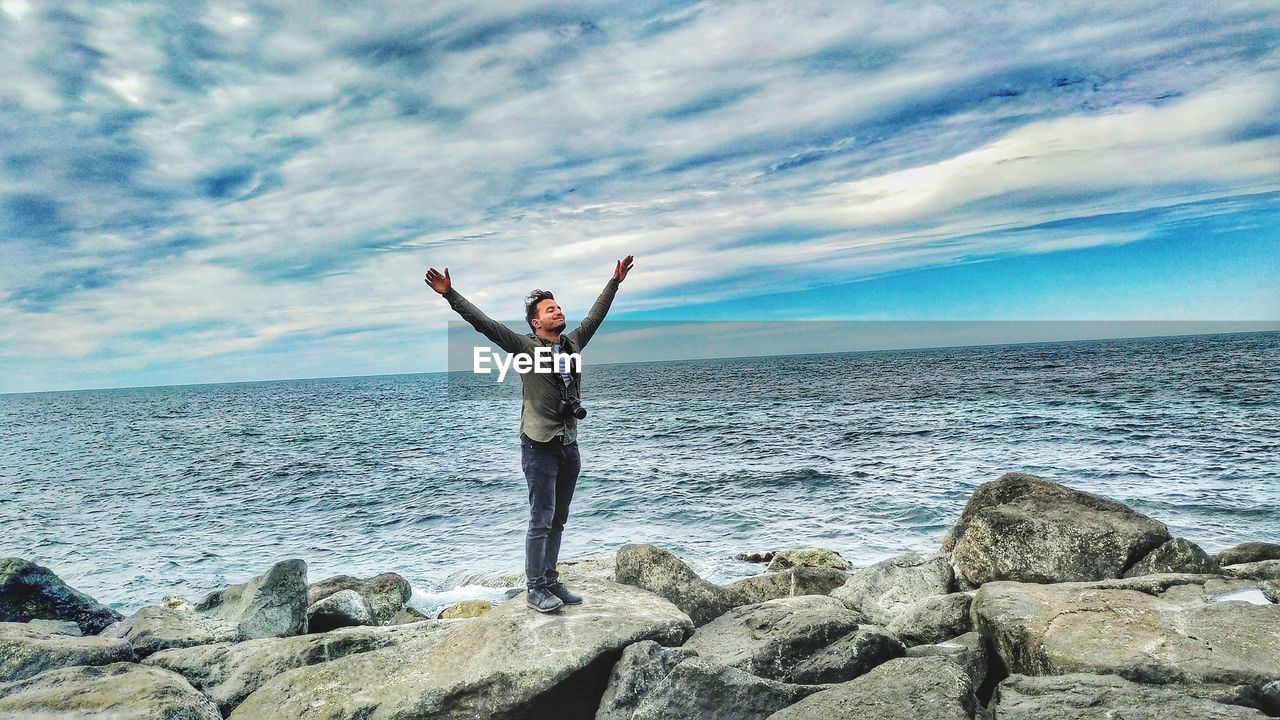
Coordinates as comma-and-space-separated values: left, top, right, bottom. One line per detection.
526, 587, 564, 613
547, 582, 582, 605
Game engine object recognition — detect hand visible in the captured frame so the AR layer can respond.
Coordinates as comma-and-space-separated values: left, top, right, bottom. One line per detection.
613, 255, 634, 283
424, 267, 451, 295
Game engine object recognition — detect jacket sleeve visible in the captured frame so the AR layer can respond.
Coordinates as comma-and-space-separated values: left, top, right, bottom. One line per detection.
443, 287, 531, 354
566, 278, 620, 350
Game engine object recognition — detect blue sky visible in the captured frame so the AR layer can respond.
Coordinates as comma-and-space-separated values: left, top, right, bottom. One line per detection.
1, 1, 1278, 392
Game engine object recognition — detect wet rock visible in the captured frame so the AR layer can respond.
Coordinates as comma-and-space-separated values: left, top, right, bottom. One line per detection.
785, 625, 906, 684
595, 639, 697, 720
0, 621, 133, 682
990, 673, 1267, 719
829, 552, 952, 625
1124, 537, 1219, 577
306, 588, 374, 632
629, 657, 823, 720
197, 559, 309, 639
722, 566, 849, 607
1217, 542, 1280, 567
764, 656, 978, 720
906, 631, 990, 689
306, 572, 411, 625
766, 548, 850, 572
946, 473, 1170, 586
615, 544, 731, 626
0, 557, 123, 635
0, 662, 221, 719
736, 551, 777, 563
885, 592, 974, 646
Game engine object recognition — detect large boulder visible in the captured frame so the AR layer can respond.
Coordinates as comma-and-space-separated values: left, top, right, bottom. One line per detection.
1124, 537, 1219, 577
885, 592, 974, 646
764, 656, 978, 720
1263, 580, 1280, 604
628, 657, 823, 720
615, 544, 731, 626
101, 597, 238, 660
197, 559, 309, 639
681, 595, 861, 681
990, 673, 1268, 719
722, 566, 849, 607
0, 662, 221, 719
595, 639, 698, 720
0, 558, 123, 634
228, 578, 693, 719
0, 621, 133, 682
144, 620, 453, 716
785, 625, 906, 684
1217, 542, 1280, 567
1222, 560, 1280, 581
946, 473, 1170, 586
829, 552, 952, 625
306, 588, 375, 632
971, 575, 1280, 686
766, 548, 850, 572
906, 631, 990, 689
306, 571, 412, 625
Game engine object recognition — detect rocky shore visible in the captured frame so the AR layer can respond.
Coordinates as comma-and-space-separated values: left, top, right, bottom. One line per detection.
2, 472, 1278, 719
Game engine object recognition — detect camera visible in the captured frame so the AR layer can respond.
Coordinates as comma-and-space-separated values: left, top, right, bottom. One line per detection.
559, 396, 587, 421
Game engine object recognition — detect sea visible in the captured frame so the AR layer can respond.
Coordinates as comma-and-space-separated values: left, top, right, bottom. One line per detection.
2, 331, 1277, 618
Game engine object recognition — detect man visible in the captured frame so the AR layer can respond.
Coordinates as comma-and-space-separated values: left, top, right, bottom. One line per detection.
424, 255, 634, 613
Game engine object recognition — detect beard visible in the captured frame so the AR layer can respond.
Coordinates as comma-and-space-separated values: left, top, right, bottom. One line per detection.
547, 319, 567, 334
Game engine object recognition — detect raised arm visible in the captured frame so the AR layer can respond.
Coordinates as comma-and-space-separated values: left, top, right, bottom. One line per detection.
425, 267, 530, 354
569, 255, 633, 350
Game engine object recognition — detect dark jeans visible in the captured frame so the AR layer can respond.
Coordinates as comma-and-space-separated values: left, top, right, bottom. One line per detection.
521, 433, 581, 590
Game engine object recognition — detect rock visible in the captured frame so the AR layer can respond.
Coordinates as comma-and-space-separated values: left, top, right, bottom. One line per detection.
0, 621, 133, 682
722, 566, 849, 607
629, 657, 824, 720
946, 473, 1170, 586
885, 592, 974, 646
596, 639, 697, 720
228, 578, 693, 719
558, 556, 619, 582
829, 552, 953, 625
306, 572, 411, 625
100, 599, 238, 660
785, 625, 906, 684
468, 555, 619, 590
1262, 680, 1280, 715
144, 620, 453, 716
906, 631, 990, 689
27, 619, 81, 636
990, 673, 1268, 719
389, 606, 431, 624
0, 557, 123, 635
1221, 560, 1280, 581
971, 575, 1280, 685
764, 656, 978, 720
197, 559, 308, 639
0, 662, 221, 719
1124, 537, 1219, 577
1217, 542, 1280, 567
306, 588, 375, 632
736, 551, 777, 563
682, 595, 861, 681
766, 548, 850, 572
438, 599, 493, 619
615, 544, 731, 626
1263, 580, 1279, 604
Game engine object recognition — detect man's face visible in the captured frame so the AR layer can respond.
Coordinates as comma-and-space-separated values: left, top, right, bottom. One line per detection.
533, 298, 566, 334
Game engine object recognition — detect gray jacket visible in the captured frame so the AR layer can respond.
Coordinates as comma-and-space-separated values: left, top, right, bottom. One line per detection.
444, 278, 620, 443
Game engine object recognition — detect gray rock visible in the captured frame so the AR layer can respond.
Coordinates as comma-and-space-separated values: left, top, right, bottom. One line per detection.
682, 595, 861, 681
616, 544, 732, 626
197, 558, 309, 639
722, 566, 849, 607
0, 621, 133, 682
829, 552, 953, 625
1263, 579, 1279, 604
1221, 559, 1280, 581
971, 575, 1280, 685
766, 548, 851, 572
764, 656, 978, 720
306, 572, 411, 625
389, 606, 431, 624
596, 639, 697, 720
1124, 537, 1219, 577
101, 599, 238, 660
27, 619, 81, 636
990, 673, 1267, 719
228, 578, 693, 719
947, 473, 1170, 586
630, 657, 824, 720
736, 551, 777, 563
885, 592, 974, 646
1262, 680, 1280, 715
1217, 542, 1280, 567
0, 662, 221, 719
144, 620, 453, 716
306, 588, 375, 632
906, 631, 990, 689
785, 625, 906, 684
0, 557, 123, 635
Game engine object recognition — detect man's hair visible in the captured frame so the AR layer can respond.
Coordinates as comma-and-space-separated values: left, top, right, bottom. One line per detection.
524, 289, 554, 331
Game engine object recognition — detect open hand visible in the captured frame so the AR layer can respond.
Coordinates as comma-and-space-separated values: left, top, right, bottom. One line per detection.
424, 267, 451, 295
613, 255, 634, 283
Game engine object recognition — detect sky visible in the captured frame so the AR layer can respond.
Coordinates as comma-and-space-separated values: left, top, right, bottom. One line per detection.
1, 0, 1278, 393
